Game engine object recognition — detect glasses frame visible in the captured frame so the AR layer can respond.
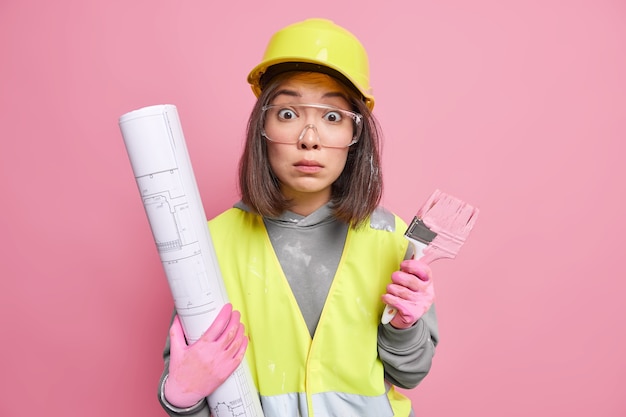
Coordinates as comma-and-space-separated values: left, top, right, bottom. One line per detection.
260, 103, 363, 149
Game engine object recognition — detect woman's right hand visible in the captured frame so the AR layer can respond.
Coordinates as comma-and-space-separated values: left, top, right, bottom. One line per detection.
164, 303, 248, 408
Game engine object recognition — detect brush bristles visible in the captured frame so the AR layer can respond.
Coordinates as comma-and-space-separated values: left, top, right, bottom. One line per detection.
416, 189, 479, 240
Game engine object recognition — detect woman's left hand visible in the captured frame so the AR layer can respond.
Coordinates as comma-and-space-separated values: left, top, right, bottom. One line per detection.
382, 259, 435, 329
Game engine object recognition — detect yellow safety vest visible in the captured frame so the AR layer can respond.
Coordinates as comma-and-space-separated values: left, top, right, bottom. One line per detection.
209, 208, 412, 417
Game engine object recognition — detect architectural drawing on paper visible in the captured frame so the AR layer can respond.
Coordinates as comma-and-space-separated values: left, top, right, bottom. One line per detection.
119, 104, 264, 417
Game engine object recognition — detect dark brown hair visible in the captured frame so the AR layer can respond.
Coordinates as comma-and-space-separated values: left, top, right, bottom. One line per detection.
238, 71, 383, 227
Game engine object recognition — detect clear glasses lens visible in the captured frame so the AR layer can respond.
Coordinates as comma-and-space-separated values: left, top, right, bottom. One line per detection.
261, 103, 362, 148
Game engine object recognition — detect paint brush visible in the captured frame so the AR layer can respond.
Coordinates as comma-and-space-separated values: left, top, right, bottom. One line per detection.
381, 189, 479, 324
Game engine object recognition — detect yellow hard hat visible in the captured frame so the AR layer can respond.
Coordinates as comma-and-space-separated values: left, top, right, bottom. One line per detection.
247, 18, 374, 110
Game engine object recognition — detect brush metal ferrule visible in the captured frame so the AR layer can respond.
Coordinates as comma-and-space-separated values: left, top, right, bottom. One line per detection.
405, 216, 437, 245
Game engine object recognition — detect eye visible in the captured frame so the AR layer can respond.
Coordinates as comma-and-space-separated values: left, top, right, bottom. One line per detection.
323, 111, 343, 123
277, 108, 298, 121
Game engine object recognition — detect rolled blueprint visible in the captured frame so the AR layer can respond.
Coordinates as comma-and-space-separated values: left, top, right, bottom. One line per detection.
119, 104, 264, 417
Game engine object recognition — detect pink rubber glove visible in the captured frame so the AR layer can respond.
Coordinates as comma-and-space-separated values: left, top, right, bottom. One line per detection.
164, 303, 248, 408
381, 259, 435, 329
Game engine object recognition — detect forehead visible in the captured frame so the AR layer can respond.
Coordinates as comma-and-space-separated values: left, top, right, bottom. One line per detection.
271, 72, 353, 105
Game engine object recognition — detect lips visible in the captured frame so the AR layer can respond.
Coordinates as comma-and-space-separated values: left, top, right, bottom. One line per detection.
294, 159, 323, 173
295, 159, 322, 167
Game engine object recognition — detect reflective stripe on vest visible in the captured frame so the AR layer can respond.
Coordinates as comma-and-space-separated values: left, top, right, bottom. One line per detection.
261, 389, 394, 417
208, 207, 412, 417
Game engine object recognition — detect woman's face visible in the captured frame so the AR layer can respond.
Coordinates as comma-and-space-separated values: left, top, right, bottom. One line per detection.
264, 72, 354, 210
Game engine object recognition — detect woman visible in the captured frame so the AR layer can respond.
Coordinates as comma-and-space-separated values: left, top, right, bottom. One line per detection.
159, 18, 438, 417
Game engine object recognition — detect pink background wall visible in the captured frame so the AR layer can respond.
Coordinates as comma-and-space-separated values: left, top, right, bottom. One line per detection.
1, 1, 624, 416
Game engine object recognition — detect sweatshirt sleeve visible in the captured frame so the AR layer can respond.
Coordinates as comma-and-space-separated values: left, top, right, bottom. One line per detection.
377, 304, 439, 389
158, 310, 211, 417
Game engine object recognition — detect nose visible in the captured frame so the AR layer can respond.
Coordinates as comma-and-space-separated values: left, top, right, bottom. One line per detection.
298, 124, 321, 149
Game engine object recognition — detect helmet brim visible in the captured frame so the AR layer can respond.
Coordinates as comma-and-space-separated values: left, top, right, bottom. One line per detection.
248, 60, 375, 111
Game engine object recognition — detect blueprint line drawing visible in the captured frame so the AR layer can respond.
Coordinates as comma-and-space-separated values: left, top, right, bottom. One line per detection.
119, 104, 264, 417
